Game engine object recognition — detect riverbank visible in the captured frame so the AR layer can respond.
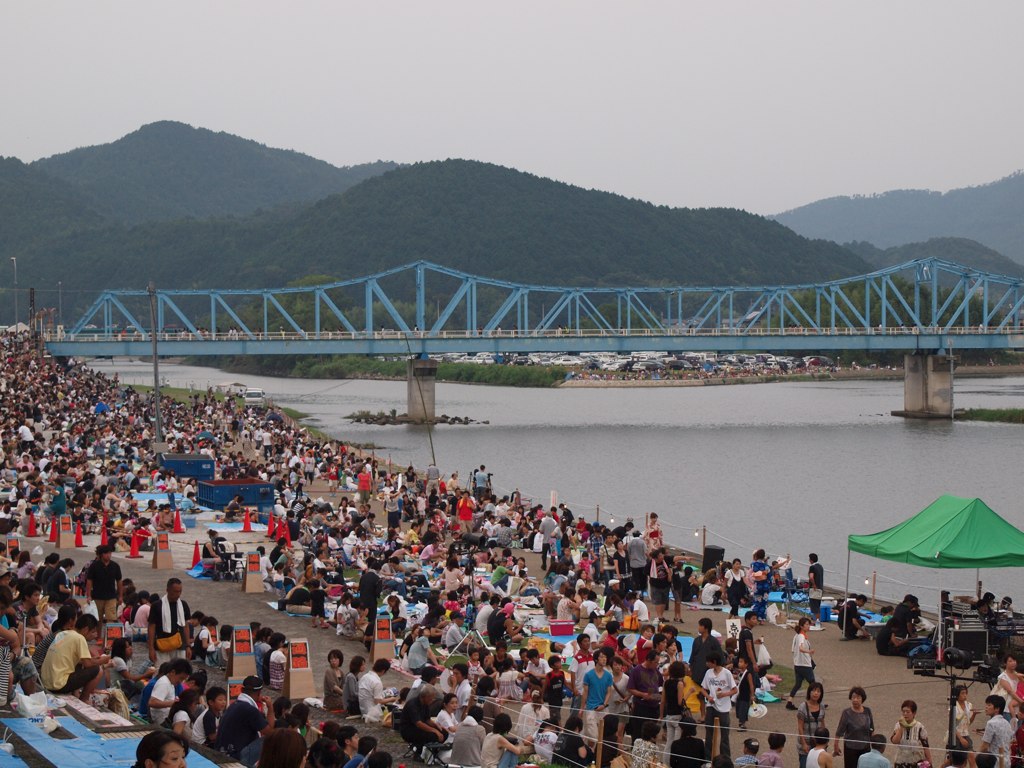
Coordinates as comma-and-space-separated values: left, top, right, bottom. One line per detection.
559, 363, 1024, 387
956, 407, 1024, 424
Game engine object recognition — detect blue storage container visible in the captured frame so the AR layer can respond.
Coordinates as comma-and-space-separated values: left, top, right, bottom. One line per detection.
820, 605, 832, 623
197, 479, 275, 512
158, 453, 215, 481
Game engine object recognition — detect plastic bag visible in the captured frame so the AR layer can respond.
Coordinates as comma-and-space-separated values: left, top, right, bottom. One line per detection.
15, 690, 48, 718
82, 601, 99, 620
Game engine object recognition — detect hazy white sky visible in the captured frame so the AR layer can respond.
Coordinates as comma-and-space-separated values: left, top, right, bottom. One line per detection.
4, 2, 1023, 214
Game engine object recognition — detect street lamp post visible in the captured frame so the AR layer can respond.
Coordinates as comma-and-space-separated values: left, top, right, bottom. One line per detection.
148, 282, 163, 445
57, 281, 62, 327
10, 257, 17, 327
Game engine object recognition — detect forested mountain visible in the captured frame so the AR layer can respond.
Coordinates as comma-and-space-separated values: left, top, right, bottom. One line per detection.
774, 172, 1024, 264
845, 237, 1024, 278
32, 121, 398, 223
0, 157, 107, 252
253, 159, 868, 287
5, 160, 872, 319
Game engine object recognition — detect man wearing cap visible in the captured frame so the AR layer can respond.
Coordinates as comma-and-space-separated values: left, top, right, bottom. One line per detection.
85, 544, 122, 622
216, 675, 276, 765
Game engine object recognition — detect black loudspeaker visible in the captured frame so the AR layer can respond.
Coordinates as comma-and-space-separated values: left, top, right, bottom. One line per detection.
702, 545, 725, 573
948, 629, 988, 662
461, 533, 485, 548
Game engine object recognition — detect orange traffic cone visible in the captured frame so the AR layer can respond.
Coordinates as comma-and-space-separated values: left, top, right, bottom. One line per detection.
191, 540, 201, 568
48, 520, 58, 544
74, 521, 84, 548
27, 512, 37, 537
126, 531, 143, 559
172, 509, 186, 534
242, 509, 252, 533
266, 515, 276, 539
100, 522, 108, 547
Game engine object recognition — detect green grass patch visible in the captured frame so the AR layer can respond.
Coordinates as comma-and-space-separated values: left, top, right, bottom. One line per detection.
957, 408, 1024, 424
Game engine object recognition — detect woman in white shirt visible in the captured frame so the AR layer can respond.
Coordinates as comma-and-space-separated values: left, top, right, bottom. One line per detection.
436, 693, 460, 743
786, 617, 815, 708
168, 689, 201, 738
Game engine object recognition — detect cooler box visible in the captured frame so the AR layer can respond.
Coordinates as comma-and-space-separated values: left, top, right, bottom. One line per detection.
549, 620, 575, 636
197, 479, 275, 512
820, 605, 832, 622
158, 453, 216, 481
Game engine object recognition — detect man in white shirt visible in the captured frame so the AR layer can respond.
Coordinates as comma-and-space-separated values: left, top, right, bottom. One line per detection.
451, 663, 473, 719
979, 694, 1014, 768
149, 658, 193, 726
358, 658, 398, 724
476, 595, 498, 635
701, 651, 737, 760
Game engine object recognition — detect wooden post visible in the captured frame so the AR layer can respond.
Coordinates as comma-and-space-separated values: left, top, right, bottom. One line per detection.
594, 713, 606, 768
711, 714, 721, 759
596, 505, 600, 524
152, 532, 174, 570
871, 571, 877, 611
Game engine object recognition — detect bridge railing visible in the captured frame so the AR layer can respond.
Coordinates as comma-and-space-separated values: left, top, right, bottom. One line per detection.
43, 324, 1024, 343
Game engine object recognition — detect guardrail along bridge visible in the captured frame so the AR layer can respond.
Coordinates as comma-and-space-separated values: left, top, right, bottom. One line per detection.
45, 258, 1024, 419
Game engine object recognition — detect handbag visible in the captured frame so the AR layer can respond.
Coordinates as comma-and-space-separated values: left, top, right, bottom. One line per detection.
623, 614, 640, 631
155, 633, 183, 652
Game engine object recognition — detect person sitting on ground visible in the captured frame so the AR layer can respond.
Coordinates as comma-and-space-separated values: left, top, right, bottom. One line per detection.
40, 613, 110, 701
670, 718, 707, 768
131, 731, 190, 768
838, 595, 870, 640
482, 712, 533, 768
399, 683, 447, 751
450, 704, 487, 768
552, 715, 594, 768
148, 658, 194, 727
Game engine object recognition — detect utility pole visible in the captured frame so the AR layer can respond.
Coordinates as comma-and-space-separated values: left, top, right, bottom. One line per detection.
148, 282, 163, 444
9, 257, 16, 327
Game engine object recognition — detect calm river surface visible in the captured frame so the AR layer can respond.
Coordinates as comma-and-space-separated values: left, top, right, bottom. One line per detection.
94, 359, 1024, 608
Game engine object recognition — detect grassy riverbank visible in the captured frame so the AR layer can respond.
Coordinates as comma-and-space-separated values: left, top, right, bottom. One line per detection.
956, 408, 1024, 424
193, 355, 568, 387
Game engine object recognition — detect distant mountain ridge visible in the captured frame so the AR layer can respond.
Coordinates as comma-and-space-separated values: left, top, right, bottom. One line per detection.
32, 121, 399, 223
774, 171, 1024, 264
845, 237, 1024, 278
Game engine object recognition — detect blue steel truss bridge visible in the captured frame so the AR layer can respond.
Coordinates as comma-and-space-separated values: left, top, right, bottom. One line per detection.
44, 258, 1024, 359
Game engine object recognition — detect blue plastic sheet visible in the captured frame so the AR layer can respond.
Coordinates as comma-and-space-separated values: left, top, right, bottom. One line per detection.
4, 717, 221, 768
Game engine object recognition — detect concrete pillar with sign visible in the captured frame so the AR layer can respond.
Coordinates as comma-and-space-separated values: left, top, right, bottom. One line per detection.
227, 626, 256, 678
371, 617, 394, 662
243, 552, 264, 593
283, 638, 315, 698
56, 515, 75, 549
152, 532, 174, 569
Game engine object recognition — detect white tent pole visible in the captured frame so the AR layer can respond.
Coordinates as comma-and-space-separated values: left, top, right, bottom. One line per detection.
844, 548, 851, 605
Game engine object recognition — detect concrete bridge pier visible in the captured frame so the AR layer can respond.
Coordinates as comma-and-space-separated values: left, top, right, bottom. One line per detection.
893, 353, 955, 419
407, 358, 439, 422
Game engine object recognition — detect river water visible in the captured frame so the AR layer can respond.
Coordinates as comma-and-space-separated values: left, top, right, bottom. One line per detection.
93, 359, 1024, 608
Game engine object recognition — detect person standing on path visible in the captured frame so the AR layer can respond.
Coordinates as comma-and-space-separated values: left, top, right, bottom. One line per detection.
148, 577, 192, 666
539, 510, 558, 571
833, 686, 874, 768
628, 531, 649, 596
690, 617, 722, 690
580, 646, 614, 747
787, 618, 816, 709
808, 554, 825, 630
749, 550, 772, 622
701, 651, 737, 761
725, 559, 748, 618
85, 544, 122, 622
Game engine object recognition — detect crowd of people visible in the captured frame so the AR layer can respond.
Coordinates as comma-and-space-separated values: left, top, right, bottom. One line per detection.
2, 332, 1024, 768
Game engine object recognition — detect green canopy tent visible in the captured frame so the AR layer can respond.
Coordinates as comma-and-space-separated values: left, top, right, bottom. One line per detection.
845, 494, 1024, 609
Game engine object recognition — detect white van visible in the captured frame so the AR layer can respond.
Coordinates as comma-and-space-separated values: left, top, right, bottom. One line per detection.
243, 388, 266, 405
